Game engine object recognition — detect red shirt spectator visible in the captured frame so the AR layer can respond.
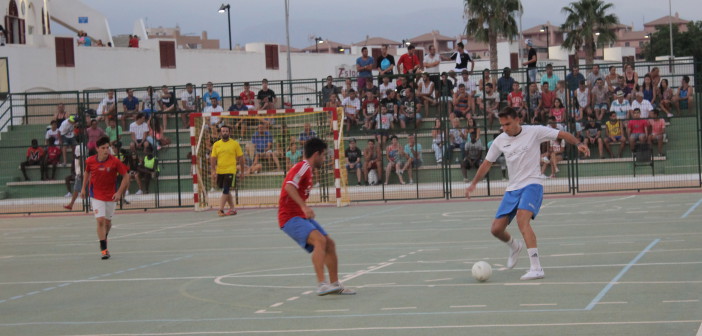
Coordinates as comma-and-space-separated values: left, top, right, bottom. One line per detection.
27, 146, 44, 161
128, 35, 139, 48
240, 90, 255, 107
85, 154, 128, 202
541, 90, 556, 109
46, 145, 61, 164
627, 119, 648, 134
398, 47, 420, 74
507, 90, 524, 108
278, 160, 313, 227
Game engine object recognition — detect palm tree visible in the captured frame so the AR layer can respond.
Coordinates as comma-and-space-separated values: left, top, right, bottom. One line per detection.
464, 0, 521, 72
560, 0, 619, 66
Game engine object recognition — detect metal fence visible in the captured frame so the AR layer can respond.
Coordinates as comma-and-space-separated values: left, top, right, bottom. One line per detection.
0, 59, 699, 214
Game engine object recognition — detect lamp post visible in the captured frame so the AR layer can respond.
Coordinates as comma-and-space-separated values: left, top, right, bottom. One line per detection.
645, 33, 653, 61
314, 36, 324, 53
540, 25, 550, 59
595, 32, 601, 59
218, 4, 231, 50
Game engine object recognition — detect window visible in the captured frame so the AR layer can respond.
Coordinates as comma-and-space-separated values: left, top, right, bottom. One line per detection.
625, 42, 630, 47
55, 37, 74, 67
265, 44, 279, 70
159, 41, 176, 69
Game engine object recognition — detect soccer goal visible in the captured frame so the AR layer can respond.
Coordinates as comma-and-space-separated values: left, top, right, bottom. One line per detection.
190, 107, 348, 211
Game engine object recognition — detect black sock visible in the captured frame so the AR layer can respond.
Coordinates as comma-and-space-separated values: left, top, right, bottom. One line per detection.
100, 240, 107, 251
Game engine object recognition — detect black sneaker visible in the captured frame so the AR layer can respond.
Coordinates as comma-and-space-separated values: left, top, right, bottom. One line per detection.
101, 249, 111, 260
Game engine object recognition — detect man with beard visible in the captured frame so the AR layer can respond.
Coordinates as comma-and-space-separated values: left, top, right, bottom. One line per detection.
210, 125, 245, 217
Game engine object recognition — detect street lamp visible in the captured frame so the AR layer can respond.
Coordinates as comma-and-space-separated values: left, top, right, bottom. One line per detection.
595, 32, 601, 59
314, 36, 324, 53
540, 25, 550, 59
218, 4, 231, 50
645, 33, 653, 60
401, 39, 411, 48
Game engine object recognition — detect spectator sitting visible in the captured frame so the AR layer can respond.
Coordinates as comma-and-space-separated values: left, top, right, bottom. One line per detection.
404, 134, 422, 184
243, 142, 263, 175
543, 119, 565, 178
128, 34, 139, 48
627, 108, 648, 154
251, 123, 280, 171
448, 118, 467, 164
604, 111, 626, 158
129, 113, 151, 154
321, 75, 341, 107
555, 80, 567, 109
583, 116, 604, 158
399, 88, 422, 129
437, 72, 454, 113
158, 85, 177, 131
257, 78, 276, 110
21, 139, 44, 181
648, 109, 667, 157
104, 118, 122, 146
147, 116, 170, 151
431, 119, 445, 164
378, 76, 396, 100
180, 83, 198, 128
95, 89, 116, 122
41, 137, 61, 180
478, 83, 500, 129
202, 82, 221, 108
363, 139, 382, 185
341, 78, 354, 99
527, 82, 543, 124
586, 64, 605, 89
54, 103, 68, 126
507, 81, 526, 121
540, 82, 556, 120
239, 82, 256, 109
566, 66, 585, 94
477, 68, 495, 93
623, 64, 639, 100
298, 122, 317, 142
385, 135, 410, 185
141, 86, 159, 120
497, 67, 515, 101
417, 72, 436, 116
361, 91, 379, 131
380, 89, 400, 123
550, 98, 566, 128
658, 79, 674, 117
285, 140, 303, 171
631, 91, 654, 119
361, 79, 379, 99
58, 115, 77, 166
487, 130, 508, 180
605, 65, 619, 91
126, 150, 145, 195
574, 80, 589, 122
122, 88, 140, 129
540, 63, 560, 92
137, 148, 159, 194
672, 75, 694, 115
591, 78, 609, 121
46, 120, 61, 146
345, 138, 363, 185
610, 90, 631, 121
639, 74, 657, 107
375, 105, 392, 146
203, 97, 224, 128
462, 132, 484, 182
451, 84, 471, 122
86, 119, 106, 151
341, 89, 361, 132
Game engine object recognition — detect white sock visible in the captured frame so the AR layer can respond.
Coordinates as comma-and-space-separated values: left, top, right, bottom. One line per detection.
527, 248, 541, 271
506, 237, 519, 250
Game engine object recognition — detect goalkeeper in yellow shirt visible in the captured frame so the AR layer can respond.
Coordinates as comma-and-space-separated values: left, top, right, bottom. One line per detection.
210, 125, 245, 216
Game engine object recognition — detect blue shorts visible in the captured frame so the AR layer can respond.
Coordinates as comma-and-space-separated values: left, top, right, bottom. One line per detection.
595, 103, 608, 110
495, 184, 544, 223
282, 217, 327, 253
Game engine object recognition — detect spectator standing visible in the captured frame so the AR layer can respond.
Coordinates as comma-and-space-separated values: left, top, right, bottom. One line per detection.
451, 42, 474, 74
122, 89, 140, 129
240, 82, 256, 109
63, 139, 87, 209
129, 113, 151, 153
21, 139, 44, 181
540, 64, 560, 92
423, 45, 441, 74
180, 83, 198, 128
355, 47, 374, 89
128, 35, 139, 48
202, 82, 221, 108
54, 103, 68, 126
257, 79, 276, 110
58, 116, 77, 167
345, 138, 363, 185
648, 109, 667, 156
0, 24, 6, 46
321, 75, 341, 107
46, 120, 61, 146
523, 39, 538, 83
497, 67, 516, 101
398, 45, 420, 75
376, 44, 395, 80
83, 32, 92, 47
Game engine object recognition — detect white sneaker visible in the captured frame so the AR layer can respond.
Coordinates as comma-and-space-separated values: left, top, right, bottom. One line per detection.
329, 281, 356, 295
520, 269, 545, 280
316, 282, 342, 296
507, 240, 524, 269
125, 190, 130, 196
135, 190, 143, 195
64, 192, 72, 198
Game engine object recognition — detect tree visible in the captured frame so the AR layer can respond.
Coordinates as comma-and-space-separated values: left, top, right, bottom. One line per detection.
643, 21, 702, 62
464, 0, 521, 73
560, 0, 619, 66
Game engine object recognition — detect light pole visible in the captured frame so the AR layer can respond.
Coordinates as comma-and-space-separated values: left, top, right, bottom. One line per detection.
645, 33, 653, 61
218, 4, 231, 50
540, 25, 550, 59
595, 32, 601, 59
314, 36, 324, 53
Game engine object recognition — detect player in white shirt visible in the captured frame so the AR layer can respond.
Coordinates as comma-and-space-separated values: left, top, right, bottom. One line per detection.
465, 107, 590, 280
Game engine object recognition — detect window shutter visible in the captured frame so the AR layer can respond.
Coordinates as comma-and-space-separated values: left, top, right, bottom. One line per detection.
159, 41, 176, 68
265, 44, 279, 70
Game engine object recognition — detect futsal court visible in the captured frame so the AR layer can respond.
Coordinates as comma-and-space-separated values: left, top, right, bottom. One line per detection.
1, 191, 701, 335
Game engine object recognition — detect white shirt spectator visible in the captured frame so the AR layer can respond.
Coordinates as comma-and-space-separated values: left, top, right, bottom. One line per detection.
45, 128, 61, 145
180, 90, 197, 111
59, 119, 75, 138
455, 76, 477, 94
96, 96, 116, 116
204, 104, 224, 125
576, 88, 589, 108
378, 82, 397, 99
74, 145, 83, 176
631, 99, 654, 118
142, 92, 160, 110
424, 53, 441, 73
129, 121, 149, 141
341, 97, 361, 116
485, 125, 560, 191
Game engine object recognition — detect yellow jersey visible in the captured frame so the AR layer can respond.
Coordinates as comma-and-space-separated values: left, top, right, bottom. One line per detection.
606, 120, 622, 137
211, 139, 243, 174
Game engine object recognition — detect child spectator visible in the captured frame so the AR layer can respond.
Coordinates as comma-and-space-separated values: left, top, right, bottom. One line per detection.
285, 141, 303, 171
583, 116, 603, 158
648, 109, 667, 157
361, 91, 379, 131
46, 120, 61, 146
384, 135, 410, 185
375, 105, 392, 146
21, 139, 44, 181
341, 89, 361, 132
431, 119, 445, 164
448, 118, 467, 163
42, 138, 62, 180
404, 134, 422, 184
345, 139, 363, 185
604, 112, 626, 158
380, 89, 400, 124
507, 82, 526, 120
627, 109, 648, 154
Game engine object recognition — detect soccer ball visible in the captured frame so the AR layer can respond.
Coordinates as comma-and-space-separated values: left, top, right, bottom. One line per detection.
367, 169, 378, 185
471, 261, 492, 282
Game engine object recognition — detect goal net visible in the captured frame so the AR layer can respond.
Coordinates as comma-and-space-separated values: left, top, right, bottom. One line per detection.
190, 108, 348, 211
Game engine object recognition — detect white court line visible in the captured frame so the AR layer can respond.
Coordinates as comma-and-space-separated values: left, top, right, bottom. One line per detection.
450, 305, 487, 308
681, 198, 702, 218
596, 301, 628, 305
381, 307, 417, 310
315, 309, 349, 313
425, 278, 452, 282
520, 303, 557, 307
697, 321, 702, 336
662, 300, 699, 303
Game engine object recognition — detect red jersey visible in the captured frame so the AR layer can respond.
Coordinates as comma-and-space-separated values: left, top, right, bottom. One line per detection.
627, 119, 648, 134
508, 91, 524, 108
46, 146, 61, 163
278, 160, 313, 227
239, 90, 256, 106
26, 147, 44, 161
85, 155, 128, 202
397, 53, 419, 74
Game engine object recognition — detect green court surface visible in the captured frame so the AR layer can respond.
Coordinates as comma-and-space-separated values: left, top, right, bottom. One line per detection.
1, 192, 701, 336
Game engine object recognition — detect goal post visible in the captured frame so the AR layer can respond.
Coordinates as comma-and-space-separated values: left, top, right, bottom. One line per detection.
190, 107, 348, 211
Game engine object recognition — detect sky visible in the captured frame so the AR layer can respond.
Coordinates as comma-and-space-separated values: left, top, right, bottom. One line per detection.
53, 0, 702, 49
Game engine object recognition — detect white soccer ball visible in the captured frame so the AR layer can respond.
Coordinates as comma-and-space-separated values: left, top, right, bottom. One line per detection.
471, 261, 492, 282
368, 169, 378, 185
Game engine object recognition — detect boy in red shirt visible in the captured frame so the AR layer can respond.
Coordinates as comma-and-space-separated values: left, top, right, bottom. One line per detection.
507, 81, 526, 119
21, 139, 44, 181
81, 136, 130, 259
626, 108, 649, 154
278, 138, 355, 296
42, 137, 62, 180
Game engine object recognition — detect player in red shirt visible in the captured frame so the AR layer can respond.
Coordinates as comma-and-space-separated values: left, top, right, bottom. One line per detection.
81, 136, 130, 259
279, 138, 355, 296
397, 45, 420, 74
